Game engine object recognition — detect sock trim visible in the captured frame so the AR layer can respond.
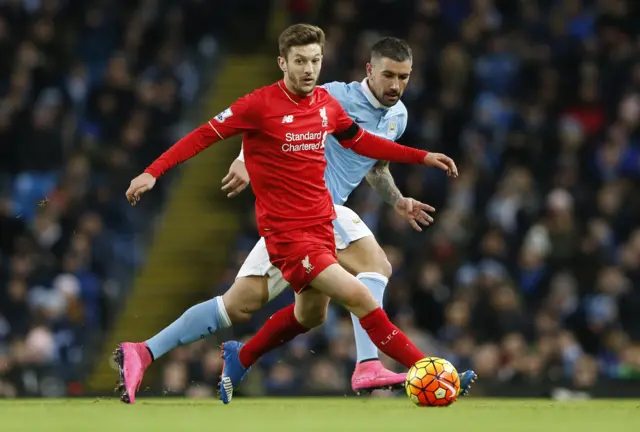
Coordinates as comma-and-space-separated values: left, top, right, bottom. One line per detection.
145, 345, 155, 362
215, 296, 232, 328
360, 307, 384, 325
356, 272, 389, 285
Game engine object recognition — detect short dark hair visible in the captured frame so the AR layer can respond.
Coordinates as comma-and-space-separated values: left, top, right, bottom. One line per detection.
370, 37, 413, 63
278, 24, 325, 58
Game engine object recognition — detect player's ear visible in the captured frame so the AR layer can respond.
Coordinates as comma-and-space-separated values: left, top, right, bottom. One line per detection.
366, 63, 373, 78
278, 56, 287, 73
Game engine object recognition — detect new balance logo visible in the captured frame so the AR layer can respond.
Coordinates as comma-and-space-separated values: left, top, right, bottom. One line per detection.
282, 115, 294, 123
302, 255, 314, 274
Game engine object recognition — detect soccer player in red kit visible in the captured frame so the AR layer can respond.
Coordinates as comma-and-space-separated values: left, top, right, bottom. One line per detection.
118, 24, 459, 404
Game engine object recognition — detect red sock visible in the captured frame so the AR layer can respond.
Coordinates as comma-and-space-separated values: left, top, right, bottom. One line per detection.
239, 304, 309, 368
359, 307, 424, 368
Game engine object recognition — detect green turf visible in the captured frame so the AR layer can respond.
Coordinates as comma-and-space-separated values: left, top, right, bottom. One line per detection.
0, 398, 638, 432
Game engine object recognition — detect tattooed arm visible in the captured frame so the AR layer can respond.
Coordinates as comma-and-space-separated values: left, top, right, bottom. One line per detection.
366, 160, 436, 231
365, 160, 403, 206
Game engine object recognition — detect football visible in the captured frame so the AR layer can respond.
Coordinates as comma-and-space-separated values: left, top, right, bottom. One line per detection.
405, 357, 460, 407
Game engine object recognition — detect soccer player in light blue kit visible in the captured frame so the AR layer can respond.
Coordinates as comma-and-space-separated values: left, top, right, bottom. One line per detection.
116, 38, 476, 402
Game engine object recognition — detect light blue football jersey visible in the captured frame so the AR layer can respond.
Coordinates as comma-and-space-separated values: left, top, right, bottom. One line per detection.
321, 79, 408, 205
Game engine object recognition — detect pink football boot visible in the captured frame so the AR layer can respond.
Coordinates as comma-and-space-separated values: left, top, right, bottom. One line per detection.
113, 342, 152, 404
351, 360, 406, 395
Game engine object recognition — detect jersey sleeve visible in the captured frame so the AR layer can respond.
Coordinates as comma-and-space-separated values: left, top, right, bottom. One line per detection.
144, 92, 261, 178
237, 144, 245, 162
346, 129, 428, 164
330, 96, 357, 136
329, 94, 427, 164
320, 81, 348, 98
208, 91, 262, 139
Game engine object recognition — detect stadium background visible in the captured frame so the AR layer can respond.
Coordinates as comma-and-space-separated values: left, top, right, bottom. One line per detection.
0, 0, 639, 401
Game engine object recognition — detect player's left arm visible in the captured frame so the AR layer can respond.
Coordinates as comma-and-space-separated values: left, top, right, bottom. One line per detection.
331, 99, 458, 176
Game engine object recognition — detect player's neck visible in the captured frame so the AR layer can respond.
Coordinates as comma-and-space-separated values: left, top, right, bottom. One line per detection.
362, 78, 387, 110
282, 77, 313, 99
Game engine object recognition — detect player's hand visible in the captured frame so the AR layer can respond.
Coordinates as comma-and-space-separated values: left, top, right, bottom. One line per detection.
125, 173, 156, 206
423, 153, 458, 178
394, 197, 435, 232
222, 159, 250, 198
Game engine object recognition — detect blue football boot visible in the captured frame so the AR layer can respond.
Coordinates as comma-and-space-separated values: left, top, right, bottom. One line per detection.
458, 370, 478, 396
219, 341, 251, 404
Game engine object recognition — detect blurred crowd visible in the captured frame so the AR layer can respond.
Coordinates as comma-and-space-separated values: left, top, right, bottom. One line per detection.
2, 0, 638, 400
160, 0, 640, 397
0, 0, 219, 397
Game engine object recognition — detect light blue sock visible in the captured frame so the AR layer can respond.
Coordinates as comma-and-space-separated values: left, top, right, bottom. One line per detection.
351, 272, 388, 363
146, 296, 231, 359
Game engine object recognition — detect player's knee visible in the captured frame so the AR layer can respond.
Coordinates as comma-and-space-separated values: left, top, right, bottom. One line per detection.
342, 239, 392, 279
294, 301, 328, 328
221, 277, 268, 324
367, 245, 392, 279
342, 283, 378, 315
297, 308, 327, 328
222, 294, 255, 323
224, 301, 255, 324
374, 252, 392, 279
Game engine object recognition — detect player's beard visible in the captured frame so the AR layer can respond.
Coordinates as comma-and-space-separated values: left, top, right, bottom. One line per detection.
379, 89, 401, 107
289, 71, 316, 96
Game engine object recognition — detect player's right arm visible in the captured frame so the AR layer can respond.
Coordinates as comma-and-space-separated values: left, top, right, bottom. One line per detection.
365, 160, 403, 206
126, 92, 261, 205
221, 146, 250, 198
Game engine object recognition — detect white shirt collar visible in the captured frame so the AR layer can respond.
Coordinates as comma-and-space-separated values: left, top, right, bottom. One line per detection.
360, 78, 387, 110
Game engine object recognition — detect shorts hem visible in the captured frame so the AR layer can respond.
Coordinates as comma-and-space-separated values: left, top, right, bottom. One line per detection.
292, 258, 336, 293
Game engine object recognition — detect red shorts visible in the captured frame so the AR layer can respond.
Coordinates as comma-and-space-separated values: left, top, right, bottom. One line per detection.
264, 222, 338, 293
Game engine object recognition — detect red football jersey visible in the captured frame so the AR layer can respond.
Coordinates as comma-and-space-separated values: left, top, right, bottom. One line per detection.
208, 81, 353, 236
144, 80, 428, 237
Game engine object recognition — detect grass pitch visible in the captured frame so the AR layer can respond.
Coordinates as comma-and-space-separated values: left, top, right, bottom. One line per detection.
1, 398, 638, 432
